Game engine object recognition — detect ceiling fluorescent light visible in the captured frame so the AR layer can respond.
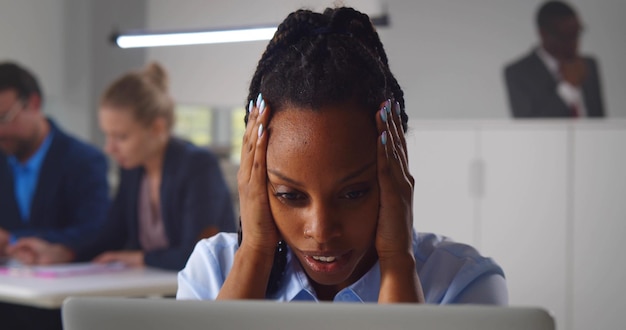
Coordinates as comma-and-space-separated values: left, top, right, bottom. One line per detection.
111, 13, 388, 49
114, 27, 278, 48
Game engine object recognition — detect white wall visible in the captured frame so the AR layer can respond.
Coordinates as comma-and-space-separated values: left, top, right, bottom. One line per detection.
572, 0, 626, 119
0, 0, 65, 96
0, 0, 146, 143
145, 0, 384, 108
0, 0, 80, 134
2, 0, 624, 140
145, 0, 626, 119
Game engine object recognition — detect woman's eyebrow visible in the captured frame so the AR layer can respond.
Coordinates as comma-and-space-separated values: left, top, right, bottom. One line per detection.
267, 160, 376, 187
267, 169, 303, 187
339, 160, 376, 184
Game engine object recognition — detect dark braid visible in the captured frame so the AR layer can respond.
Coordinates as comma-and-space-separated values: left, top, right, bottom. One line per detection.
241, 7, 408, 297
245, 7, 408, 132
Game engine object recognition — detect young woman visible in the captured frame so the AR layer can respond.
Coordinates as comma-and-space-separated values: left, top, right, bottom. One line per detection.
85, 62, 237, 270
177, 7, 507, 303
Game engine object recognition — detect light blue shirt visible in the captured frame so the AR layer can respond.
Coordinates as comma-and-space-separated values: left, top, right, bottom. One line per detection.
177, 230, 508, 304
7, 131, 54, 222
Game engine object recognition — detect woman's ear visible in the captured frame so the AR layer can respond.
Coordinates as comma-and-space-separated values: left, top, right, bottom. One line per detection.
150, 117, 168, 137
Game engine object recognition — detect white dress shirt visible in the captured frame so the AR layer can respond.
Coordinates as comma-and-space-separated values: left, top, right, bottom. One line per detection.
177, 231, 507, 304
536, 47, 587, 116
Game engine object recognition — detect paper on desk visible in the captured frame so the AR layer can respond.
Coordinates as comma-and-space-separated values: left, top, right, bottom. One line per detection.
0, 261, 127, 278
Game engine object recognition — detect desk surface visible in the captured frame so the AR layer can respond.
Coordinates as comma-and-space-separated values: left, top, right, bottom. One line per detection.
0, 267, 178, 309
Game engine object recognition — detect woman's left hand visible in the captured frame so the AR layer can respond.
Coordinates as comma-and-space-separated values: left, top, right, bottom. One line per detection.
374, 99, 424, 303
93, 250, 145, 267
375, 99, 414, 260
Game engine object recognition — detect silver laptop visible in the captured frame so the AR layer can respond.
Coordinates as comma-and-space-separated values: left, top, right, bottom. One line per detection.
62, 297, 554, 330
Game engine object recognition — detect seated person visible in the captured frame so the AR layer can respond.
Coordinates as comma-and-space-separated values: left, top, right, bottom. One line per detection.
177, 7, 507, 303
0, 61, 109, 264
0, 62, 109, 330
85, 62, 238, 270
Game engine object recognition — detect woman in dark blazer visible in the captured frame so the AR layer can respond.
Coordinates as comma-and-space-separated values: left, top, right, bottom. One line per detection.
87, 62, 236, 270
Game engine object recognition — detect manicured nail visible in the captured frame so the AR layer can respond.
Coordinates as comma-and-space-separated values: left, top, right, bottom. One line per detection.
258, 123, 263, 137
394, 101, 401, 115
259, 99, 266, 114
256, 93, 263, 107
248, 99, 253, 113
386, 99, 392, 114
381, 131, 387, 145
380, 107, 387, 123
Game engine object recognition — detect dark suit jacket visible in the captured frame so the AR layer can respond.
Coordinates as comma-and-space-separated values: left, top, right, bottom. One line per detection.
0, 119, 109, 254
80, 137, 236, 270
504, 50, 605, 118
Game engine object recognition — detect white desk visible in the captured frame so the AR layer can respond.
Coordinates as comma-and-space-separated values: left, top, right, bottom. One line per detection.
0, 267, 178, 309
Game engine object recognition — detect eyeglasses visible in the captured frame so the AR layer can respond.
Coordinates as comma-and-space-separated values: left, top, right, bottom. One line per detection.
548, 24, 585, 43
0, 100, 25, 125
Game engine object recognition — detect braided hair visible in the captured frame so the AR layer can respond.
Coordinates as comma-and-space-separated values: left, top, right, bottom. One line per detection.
245, 6, 408, 132
239, 7, 408, 297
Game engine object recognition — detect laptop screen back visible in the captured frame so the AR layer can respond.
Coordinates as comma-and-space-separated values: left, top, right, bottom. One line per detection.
62, 297, 555, 330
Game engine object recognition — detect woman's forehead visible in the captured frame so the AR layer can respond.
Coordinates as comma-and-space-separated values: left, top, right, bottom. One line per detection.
268, 103, 375, 140
267, 105, 377, 168
272, 100, 375, 125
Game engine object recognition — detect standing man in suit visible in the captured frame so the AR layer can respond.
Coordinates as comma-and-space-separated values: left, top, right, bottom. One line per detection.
0, 62, 110, 263
504, 1, 605, 118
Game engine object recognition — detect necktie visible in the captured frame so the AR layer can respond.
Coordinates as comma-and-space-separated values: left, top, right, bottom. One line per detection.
571, 102, 580, 118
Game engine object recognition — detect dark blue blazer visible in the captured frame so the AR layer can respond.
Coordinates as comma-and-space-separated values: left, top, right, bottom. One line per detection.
0, 120, 109, 254
81, 137, 236, 270
504, 50, 605, 118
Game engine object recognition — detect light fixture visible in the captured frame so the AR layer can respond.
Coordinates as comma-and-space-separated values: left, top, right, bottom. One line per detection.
110, 13, 388, 48
112, 26, 278, 49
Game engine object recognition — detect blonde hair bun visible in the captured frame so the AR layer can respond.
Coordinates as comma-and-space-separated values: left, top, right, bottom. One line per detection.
101, 61, 175, 129
143, 61, 169, 92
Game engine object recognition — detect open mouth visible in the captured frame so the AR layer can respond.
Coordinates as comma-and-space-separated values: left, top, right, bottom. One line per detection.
311, 256, 337, 263
301, 250, 353, 276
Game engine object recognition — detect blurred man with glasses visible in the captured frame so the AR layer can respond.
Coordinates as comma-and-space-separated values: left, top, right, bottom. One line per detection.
0, 62, 110, 330
504, 1, 605, 118
0, 62, 110, 264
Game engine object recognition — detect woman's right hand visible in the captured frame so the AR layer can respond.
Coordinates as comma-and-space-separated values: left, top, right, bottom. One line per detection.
217, 94, 278, 299
237, 94, 280, 254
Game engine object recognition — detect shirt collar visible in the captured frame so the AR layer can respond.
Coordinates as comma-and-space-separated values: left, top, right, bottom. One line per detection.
7, 130, 54, 172
278, 249, 381, 302
536, 46, 560, 79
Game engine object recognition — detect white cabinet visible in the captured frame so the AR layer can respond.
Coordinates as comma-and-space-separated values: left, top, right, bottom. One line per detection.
480, 127, 568, 330
407, 120, 626, 330
572, 127, 626, 330
407, 127, 477, 247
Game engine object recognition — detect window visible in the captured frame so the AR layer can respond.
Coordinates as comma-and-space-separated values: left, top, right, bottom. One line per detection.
173, 104, 213, 147
173, 104, 246, 163
230, 107, 246, 164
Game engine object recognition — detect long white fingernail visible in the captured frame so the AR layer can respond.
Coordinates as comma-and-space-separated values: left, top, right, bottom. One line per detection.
381, 131, 387, 145
258, 123, 263, 137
